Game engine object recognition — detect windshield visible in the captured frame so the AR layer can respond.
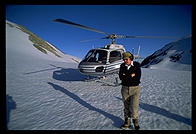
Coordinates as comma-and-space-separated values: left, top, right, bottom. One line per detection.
83, 49, 108, 63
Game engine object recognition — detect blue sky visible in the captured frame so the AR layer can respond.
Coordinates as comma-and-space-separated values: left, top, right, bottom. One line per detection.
6, 5, 192, 59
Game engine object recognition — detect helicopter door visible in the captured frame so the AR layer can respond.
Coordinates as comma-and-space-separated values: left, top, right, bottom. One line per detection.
109, 50, 122, 63
104, 50, 123, 75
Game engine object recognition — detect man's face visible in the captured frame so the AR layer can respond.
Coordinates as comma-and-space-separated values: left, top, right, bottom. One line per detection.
124, 58, 132, 65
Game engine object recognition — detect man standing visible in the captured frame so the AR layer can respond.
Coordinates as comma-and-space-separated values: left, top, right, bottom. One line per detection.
119, 52, 141, 130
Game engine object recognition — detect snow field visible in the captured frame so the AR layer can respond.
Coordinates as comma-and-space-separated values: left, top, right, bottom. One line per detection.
6, 20, 192, 130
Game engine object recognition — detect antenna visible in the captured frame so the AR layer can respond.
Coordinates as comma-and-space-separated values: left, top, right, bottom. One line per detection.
137, 45, 141, 58
134, 45, 141, 59
132, 48, 135, 55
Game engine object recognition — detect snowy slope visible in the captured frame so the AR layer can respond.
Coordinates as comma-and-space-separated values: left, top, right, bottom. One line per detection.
6, 20, 192, 130
141, 36, 192, 71
6, 20, 80, 63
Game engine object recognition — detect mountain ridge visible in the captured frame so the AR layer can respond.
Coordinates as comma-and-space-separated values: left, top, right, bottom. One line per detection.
6, 20, 80, 63
141, 35, 192, 71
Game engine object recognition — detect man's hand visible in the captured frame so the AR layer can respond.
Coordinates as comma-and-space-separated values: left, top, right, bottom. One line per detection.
131, 73, 135, 77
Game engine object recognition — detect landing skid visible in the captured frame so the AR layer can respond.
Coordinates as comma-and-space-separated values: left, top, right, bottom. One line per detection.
85, 75, 121, 87
84, 76, 103, 82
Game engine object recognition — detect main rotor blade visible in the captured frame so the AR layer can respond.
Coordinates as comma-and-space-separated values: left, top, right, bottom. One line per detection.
124, 35, 177, 39
54, 19, 109, 35
80, 38, 103, 43
102, 35, 177, 39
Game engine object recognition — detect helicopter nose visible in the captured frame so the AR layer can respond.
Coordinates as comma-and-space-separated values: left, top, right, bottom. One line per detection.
95, 66, 104, 72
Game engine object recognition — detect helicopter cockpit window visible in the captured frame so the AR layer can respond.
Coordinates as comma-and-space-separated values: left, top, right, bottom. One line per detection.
109, 51, 122, 63
84, 50, 107, 63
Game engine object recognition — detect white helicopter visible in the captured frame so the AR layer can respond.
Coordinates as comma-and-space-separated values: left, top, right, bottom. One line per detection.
54, 19, 175, 77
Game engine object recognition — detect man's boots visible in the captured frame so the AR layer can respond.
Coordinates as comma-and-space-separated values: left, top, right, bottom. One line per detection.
132, 119, 140, 130
120, 118, 131, 129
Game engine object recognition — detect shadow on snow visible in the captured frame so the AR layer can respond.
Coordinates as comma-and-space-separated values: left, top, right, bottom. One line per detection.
6, 95, 17, 130
52, 68, 87, 81
139, 102, 192, 126
48, 82, 124, 128
23, 64, 62, 75
24, 64, 88, 81
115, 96, 192, 126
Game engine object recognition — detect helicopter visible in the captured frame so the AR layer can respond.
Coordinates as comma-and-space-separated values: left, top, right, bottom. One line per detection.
53, 19, 175, 77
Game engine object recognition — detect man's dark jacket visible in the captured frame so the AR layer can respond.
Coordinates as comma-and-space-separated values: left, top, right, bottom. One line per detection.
119, 61, 141, 86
